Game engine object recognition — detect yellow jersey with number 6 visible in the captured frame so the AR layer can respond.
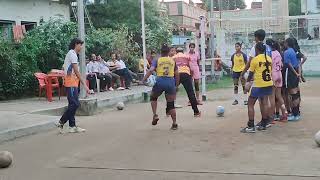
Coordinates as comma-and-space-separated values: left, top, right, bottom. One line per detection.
155, 57, 175, 77
249, 54, 273, 87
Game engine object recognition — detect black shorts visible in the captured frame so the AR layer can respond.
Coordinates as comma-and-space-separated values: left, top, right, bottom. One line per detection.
284, 67, 299, 89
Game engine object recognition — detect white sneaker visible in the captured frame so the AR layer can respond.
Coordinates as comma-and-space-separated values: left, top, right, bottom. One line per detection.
109, 87, 114, 91
69, 126, 86, 133
117, 87, 125, 90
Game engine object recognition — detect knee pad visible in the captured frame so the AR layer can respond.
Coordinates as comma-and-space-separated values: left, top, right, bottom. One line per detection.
150, 95, 158, 101
195, 83, 200, 91
290, 92, 300, 101
166, 101, 175, 112
234, 85, 239, 92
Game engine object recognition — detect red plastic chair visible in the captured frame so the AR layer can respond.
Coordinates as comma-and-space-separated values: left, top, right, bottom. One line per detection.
34, 72, 61, 100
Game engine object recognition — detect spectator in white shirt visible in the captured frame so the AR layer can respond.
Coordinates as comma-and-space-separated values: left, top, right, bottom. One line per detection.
107, 52, 132, 89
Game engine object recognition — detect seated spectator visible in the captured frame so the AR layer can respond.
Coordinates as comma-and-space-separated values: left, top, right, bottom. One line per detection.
117, 53, 138, 81
139, 54, 150, 73
96, 55, 112, 91
87, 54, 110, 92
106, 52, 133, 89
99, 55, 124, 91
86, 55, 97, 91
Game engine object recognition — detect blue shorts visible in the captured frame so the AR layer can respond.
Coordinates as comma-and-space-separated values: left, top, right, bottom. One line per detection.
152, 77, 176, 95
250, 86, 272, 98
232, 71, 242, 79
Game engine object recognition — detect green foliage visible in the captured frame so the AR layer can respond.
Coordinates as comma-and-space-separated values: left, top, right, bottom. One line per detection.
87, 0, 173, 53
289, 0, 302, 16
203, 0, 246, 10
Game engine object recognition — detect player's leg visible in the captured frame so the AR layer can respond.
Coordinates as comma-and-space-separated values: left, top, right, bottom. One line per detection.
232, 75, 240, 105
194, 79, 202, 104
269, 86, 277, 122
241, 94, 258, 133
150, 82, 163, 125
275, 87, 288, 122
165, 80, 178, 130
241, 76, 248, 105
181, 73, 200, 116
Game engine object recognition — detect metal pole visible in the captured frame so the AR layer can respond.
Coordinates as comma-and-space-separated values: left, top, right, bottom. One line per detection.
141, 0, 147, 76
200, 16, 206, 101
219, 0, 222, 28
210, 0, 215, 58
78, 0, 86, 99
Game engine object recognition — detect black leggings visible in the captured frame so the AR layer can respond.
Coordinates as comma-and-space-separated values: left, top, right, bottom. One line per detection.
179, 73, 199, 114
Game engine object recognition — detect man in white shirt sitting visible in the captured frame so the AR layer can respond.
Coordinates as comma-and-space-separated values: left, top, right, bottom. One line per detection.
87, 54, 111, 92
107, 52, 133, 89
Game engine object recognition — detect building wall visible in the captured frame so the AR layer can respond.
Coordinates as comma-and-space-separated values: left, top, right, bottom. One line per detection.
262, 0, 288, 17
301, 0, 320, 14
0, 0, 70, 25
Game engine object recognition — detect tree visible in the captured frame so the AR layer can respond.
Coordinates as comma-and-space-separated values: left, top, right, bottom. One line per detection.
86, 0, 172, 51
203, 0, 246, 10
289, 0, 302, 16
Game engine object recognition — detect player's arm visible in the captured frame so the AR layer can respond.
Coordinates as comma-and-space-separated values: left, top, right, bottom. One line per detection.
301, 55, 307, 65
174, 63, 180, 87
241, 57, 252, 78
284, 52, 300, 77
230, 55, 234, 70
72, 63, 90, 93
141, 66, 155, 83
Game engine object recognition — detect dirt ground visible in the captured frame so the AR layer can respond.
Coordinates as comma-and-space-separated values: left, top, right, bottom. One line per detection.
1, 78, 320, 180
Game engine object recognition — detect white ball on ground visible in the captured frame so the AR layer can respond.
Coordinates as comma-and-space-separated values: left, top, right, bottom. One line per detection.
0, 151, 13, 168
116, 102, 125, 110
315, 130, 320, 146
216, 106, 225, 117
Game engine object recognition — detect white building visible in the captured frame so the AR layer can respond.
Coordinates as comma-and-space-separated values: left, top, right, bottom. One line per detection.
301, 0, 320, 14
0, 0, 70, 39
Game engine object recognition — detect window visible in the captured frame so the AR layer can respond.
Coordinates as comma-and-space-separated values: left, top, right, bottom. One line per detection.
317, 0, 320, 8
271, 0, 279, 16
0, 20, 14, 40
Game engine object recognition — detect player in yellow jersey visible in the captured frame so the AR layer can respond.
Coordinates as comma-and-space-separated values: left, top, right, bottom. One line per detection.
241, 42, 273, 133
141, 44, 180, 130
231, 42, 248, 105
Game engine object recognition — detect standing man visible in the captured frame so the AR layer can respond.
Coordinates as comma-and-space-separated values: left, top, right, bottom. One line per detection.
188, 43, 202, 105
57, 38, 90, 133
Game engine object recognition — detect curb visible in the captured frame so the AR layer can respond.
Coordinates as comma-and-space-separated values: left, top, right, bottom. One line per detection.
0, 89, 151, 144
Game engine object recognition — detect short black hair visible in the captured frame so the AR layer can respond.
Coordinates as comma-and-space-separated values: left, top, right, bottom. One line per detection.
176, 47, 184, 53
254, 29, 266, 41
235, 42, 242, 46
189, 43, 196, 48
285, 38, 295, 48
69, 38, 84, 50
161, 43, 170, 56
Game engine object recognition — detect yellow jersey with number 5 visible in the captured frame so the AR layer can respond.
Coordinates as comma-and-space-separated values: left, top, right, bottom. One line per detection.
155, 57, 175, 77
249, 54, 273, 87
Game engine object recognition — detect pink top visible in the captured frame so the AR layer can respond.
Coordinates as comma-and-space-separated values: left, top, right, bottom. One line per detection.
188, 51, 200, 66
271, 50, 283, 82
173, 53, 191, 75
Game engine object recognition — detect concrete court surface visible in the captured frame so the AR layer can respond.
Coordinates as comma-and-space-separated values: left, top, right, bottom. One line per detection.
1, 78, 320, 180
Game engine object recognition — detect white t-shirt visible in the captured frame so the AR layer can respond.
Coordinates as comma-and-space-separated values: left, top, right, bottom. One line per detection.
99, 61, 110, 74
63, 50, 78, 75
116, 60, 127, 70
249, 43, 272, 58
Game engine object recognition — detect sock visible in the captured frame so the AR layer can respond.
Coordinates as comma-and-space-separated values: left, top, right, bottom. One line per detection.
247, 119, 254, 128
276, 112, 280, 116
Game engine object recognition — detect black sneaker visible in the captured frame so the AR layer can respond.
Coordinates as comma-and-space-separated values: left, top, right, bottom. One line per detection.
244, 101, 248, 105
257, 125, 267, 131
55, 122, 64, 134
171, 124, 178, 130
232, 100, 239, 105
240, 126, 256, 133
256, 121, 272, 128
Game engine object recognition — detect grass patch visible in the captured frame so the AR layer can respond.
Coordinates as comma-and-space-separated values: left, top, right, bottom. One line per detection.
177, 76, 233, 97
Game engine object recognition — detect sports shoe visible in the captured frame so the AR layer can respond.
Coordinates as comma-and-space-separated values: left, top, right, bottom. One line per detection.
240, 127, 256, 133
279, 114, 288, 122
288, 115, 296, 121
244, 101, 248, 105
274, 114, 281, 121
69, 126, 86, 133
232, 100, 238, 105
109, 87, 114, 91
170, 124, 178, 130
117, 87, 125, 90
294, 115, 301, 121
194, 112, 201, 117
257, 125, 267, 131
55, 122, 64, 134
152, 114, 159, 125
256, 121, 272, 128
